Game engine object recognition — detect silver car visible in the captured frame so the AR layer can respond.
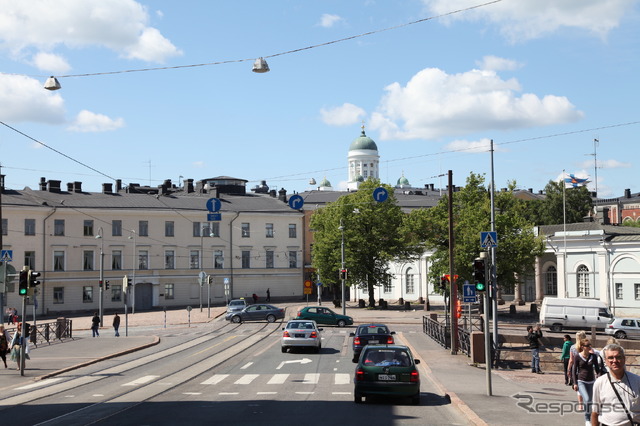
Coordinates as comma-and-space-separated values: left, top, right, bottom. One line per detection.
225, 304, 285, 323
227, 299, 247, 314
281, 320, 322, 353
605, 317, 640, 339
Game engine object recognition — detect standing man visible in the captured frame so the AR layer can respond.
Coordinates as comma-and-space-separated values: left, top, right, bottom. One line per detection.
91, 312, 100, 337
591, 343, 640, 425
266, 288, 271, 302
527, 324, 544, 374
113, 313, 121, 337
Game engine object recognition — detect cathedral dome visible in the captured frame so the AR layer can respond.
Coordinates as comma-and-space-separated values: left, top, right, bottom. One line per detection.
349, 129, 378, 151
397, 173, 410, 187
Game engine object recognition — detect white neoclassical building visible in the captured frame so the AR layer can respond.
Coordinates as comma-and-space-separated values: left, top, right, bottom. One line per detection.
347, 127, 380, 191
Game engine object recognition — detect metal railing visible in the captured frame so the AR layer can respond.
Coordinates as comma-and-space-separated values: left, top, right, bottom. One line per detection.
5, 319, 74, 347
423, 315, 450, 349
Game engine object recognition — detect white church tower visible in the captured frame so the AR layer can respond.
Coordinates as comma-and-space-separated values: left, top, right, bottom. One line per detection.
347, 125, 380, 190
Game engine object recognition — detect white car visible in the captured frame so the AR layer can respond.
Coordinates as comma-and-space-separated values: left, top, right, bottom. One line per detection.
227, 299, 247, 314
281, 320, 322, 353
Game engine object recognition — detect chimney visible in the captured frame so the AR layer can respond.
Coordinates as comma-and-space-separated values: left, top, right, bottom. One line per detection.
102, 183, 113, 194
269, 189, 277, 198
73, 181, 82, 193
186, 179, 194, 193
278, 188, 287, 203
67, 182, 74, 192
48, 180, 61, 193
625, 188, 631, 198
116, 179, 122, 192
528, 188, 533, 193
39, 177, 47, 191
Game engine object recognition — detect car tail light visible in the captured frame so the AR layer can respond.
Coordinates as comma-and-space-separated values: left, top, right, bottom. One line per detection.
310, 331, 317, 338
410, 370, 419, 382
296, 311, 301, 317
386, 336, 394, 344
354, 337, 361, 346
356, 369, 365, 381
283, 331, 290, 337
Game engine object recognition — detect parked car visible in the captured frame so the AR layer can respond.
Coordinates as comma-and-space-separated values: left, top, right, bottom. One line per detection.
350, 324, 396, 362
227, 298, 247, 314
225, 304, 284, 323
296, 306, 353, 327
281, 320, 323, 353
605, 317, 640, 340
539, 297, 612, 332
353, 345, 421, 405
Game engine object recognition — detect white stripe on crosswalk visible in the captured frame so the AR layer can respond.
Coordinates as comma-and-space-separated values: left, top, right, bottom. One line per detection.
257, 392, 278, 395
235, 374, 259, 385
122, 375, 159, 386
201, 374, 228, 385
267, 374, 289, 385
334, 374, 350, 385
16, 378, 62, 390
302, 373, 319, 384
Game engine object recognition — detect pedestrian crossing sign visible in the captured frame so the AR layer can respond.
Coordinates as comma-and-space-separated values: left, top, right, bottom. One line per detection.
480, 232, 498, 248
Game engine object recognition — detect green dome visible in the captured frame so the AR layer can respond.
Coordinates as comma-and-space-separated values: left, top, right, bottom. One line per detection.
356, 175, 365, 182
349, 130, 378, 151
319, 177, 331, 187
397, 174, 410, 186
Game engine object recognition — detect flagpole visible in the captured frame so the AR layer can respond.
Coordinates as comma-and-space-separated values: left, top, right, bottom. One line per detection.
562, 170, 568, 297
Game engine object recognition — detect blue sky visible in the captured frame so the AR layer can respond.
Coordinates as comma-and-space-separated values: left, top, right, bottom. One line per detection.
0, 0, 638, 198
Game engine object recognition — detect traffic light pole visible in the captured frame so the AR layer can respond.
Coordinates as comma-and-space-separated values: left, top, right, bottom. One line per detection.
19, 292, 26, 376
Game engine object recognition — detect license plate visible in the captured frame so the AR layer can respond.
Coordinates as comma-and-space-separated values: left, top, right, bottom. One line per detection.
378, 374, 396, 381
295, 334, 305, 338
369, 340, 379, 344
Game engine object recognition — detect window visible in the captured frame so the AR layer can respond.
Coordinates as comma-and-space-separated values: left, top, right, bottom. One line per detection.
266, 250, 274, 268
24, 251, 35, 270
54, 219, 65, 236
241, 223, 250, 238
165, 221, 174, 237
241, 250, 251, 268
165, 250, 175, 269
165, 283, 175, 299
266, 223, 274, 238
112, 250, 122, 270
24, 219, 36, 236
139, 220, 149, 237
635, 284, 640, 301
53, 287, 64, 304
193, 222, 202, 237
112, 220, 122, 237
210, 222, 220, 237
83, 286, 93, 303
111, 285, 122, 302
384, 277, 393, 293
616, 282, 623, 300
83, 220, 94, 236
214, 250, 224, 269
83, 250, 94, 271
545, 266, 557, 295
1, 218, 6, 236
54, 251, 65, 271
288, 250, 297, 268
190, 250, 200, 269
577, 265, 590, 297
289, 224, 297, 238
138, 250, 149, 270
405, 269, 415, 294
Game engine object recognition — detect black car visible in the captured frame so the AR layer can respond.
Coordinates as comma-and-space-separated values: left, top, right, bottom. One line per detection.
350, 323, 396, 362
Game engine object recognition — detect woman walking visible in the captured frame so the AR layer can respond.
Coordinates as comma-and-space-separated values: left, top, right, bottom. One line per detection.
9, 322, 29, 370
0, 324, 10, 368
571, 338, 601, 425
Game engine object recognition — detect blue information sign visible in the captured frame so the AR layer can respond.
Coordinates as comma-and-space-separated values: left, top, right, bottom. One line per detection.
373, 187, 389, 203
288, 194, 304, 210
207, 213, 222, 221
206, 198, 221, 213
463, 284, 477, 303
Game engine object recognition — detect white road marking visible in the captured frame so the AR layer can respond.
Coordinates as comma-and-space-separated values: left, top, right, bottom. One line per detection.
295, 391, 314, 395
240, 362, 253, 369
64, 395, 75, 398
16, 378, 63, 390
182, 392, 202, 395
333, 392, 352, 395
122, 375, 160, 387
219, 392, 239, 395
267, 374, 289, 385
235, 374, 259, 385
334, 374, 350, 385
200, 374, 228, 385
276, 358, 313, 370
92, 394, 104, 397
257, 392, 278, 395
302, 373, 319, 384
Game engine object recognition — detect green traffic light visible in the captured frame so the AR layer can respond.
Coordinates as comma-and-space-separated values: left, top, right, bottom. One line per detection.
19, 288, 27, 295
475, 282, 486, 291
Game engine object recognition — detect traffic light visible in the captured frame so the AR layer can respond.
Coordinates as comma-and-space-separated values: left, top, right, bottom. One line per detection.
340, 269, 347, 280
439, 276, 448, 291
123, 275, 132, 294
19, 270, 28, 296
473, 258, 486, 292
455, 299, 462, 319
23, 322, 31, 338
28, 271, 41, 288
99, 280, 103, 288
105, 280, 110, 290
207, 275, 213, 284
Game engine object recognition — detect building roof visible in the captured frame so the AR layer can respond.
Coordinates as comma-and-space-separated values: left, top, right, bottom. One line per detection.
538, 221, 640, 242
349, 129, 378, 151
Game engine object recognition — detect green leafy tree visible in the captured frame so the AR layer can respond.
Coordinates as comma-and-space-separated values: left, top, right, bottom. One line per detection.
310, 179, 419, 307
525, 180, 593, 225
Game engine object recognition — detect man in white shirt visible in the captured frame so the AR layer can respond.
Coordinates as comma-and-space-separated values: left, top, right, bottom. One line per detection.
591, 343, 640, 426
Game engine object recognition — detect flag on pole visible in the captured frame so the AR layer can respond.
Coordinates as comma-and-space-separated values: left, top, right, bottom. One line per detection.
563, 173, 590, 188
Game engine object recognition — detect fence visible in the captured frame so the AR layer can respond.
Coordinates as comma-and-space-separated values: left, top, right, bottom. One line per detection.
4, 319, 74, 347
423, 314, 486, 357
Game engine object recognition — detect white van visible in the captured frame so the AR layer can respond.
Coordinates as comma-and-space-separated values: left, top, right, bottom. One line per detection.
539, 297, 613, 332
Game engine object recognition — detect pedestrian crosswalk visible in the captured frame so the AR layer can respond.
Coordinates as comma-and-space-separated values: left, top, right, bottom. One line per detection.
197, 372, 352, 387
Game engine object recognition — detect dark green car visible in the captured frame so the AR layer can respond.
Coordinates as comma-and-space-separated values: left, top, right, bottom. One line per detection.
353, 345, 421, 405
296, 306, 353, 327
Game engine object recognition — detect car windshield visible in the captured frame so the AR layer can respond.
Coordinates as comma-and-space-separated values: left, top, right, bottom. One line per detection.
229, 301, 244, 306
363, 349, 411, 367
287, 322, 314, 329
359, 325, 389, 335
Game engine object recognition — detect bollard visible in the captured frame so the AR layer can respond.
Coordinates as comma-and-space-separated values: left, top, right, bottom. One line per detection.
530, 303, 537, 314
509, 304, 516, 315
358, 299, 365, 308
404, 301, 411, 310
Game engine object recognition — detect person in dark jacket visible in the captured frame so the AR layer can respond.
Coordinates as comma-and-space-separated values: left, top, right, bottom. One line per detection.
527, 324, 544, 374
571, 338, 601, 424
91, 312, 100, 337
113, 313, 121, 337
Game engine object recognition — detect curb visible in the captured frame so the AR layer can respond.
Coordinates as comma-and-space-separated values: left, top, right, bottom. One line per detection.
398, 332, 487, 426
37, 336, 161, 380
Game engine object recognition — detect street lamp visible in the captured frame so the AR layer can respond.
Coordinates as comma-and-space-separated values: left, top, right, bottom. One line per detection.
128, 230, 136, 314
200, 224, 214, 312
339, 219, 346, 316
95, 227, 104, 326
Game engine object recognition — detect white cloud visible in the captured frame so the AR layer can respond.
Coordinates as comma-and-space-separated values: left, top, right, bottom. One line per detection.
369, 67, 583, 140
318, 14, 343, 28
320, 103, 366, 126
67, 110, 124, 132
0, 75, 65, 124
476, 55, 522, 71
0, 0, 182, 63
32, 52, 71, 73
443, 137, 494, 154
580, 159, 632, 169
424, 0, 634, 42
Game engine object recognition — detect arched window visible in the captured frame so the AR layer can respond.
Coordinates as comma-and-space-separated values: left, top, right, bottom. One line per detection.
577, 265, 590, 297
545, 266, 557, 295
405, 268, 415, 294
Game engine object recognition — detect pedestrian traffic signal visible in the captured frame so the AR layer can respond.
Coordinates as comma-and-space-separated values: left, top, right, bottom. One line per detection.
439, 276, 448, 291
105, 280, 110, 290
23, 322, 31, 337
472, 258, 486, 291
28, 270, 41, 288
19, 270, 28, 295
340, 269, 347, 280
